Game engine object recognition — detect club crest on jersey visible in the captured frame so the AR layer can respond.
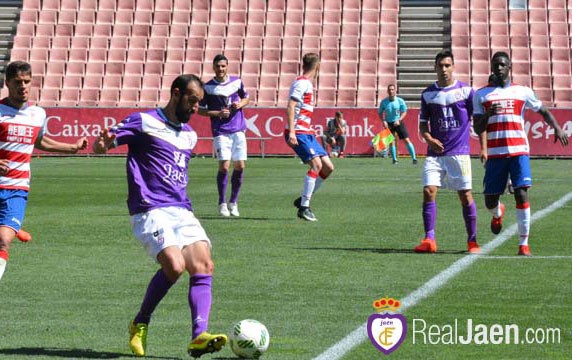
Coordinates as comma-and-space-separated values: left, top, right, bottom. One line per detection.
153, 229, 165, 245
367, 297, 407, 355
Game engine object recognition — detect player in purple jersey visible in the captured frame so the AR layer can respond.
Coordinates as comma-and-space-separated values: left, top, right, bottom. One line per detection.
199, 54, 250, 217
93, 74, 227, 358
414, 50, 480, 254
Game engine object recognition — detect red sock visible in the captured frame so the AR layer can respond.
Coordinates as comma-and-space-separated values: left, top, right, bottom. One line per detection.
0, 250, 8, 261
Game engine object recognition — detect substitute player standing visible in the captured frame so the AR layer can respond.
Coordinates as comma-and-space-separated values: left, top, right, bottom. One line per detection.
93, 74, 227, 357
473, 51, 569, 256
0, 61, 88, 281
286, 53, 334, 221
414, 50, 479, 254
199, 54, 250, 217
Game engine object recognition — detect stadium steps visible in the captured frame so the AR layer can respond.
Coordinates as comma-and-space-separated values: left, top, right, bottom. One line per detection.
397, 0, 452, 107
0, 0, 20, 76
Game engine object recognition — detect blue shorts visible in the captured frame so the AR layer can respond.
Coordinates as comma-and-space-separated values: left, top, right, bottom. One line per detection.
483, 156, 532, 195
285, 133, 328, 163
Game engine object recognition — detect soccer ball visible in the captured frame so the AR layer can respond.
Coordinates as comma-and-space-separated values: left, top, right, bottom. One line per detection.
229, 319, 270, 358
330, 151, 338, 158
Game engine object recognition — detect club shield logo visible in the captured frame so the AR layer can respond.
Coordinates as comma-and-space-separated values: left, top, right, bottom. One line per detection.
367, 297, 407, 355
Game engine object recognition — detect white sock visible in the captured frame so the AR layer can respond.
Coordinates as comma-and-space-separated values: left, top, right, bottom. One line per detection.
516, 205, 530, 246
301, 171, 317, 207
488, 202, 503, 218
0, 258, 6, 281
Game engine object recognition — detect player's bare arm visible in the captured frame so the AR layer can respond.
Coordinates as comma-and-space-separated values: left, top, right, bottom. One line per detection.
420, 122, 444, 153
232, 97, 250, 110
537, 107, 569, 146
0, 159, 9, 176
92, 128, 116, 154
35, 136, 88, 153
474, 103, 502, 134
286, 99, 298, 147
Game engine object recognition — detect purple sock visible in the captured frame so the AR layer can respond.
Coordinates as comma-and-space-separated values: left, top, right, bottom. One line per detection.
189, 274, 212, 339
463, 201, 477, 242
217, 171, 228, 204
134, 269, 175, 324
229, 169, 244, 204
423, 201, 437, 240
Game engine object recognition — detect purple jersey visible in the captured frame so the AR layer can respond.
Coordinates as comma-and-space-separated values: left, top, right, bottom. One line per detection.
419, 80, 474, 156
112, 109, 197, 215
200, 76, 249, 136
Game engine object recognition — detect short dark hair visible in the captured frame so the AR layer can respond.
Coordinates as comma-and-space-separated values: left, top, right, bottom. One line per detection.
171, 74, 204, 94
335, 111, 343, 117
491, 51, 511, 64
387, 84, 396, 90
435, 49, 455, 65
5, 61, 32, 81
213, 54, 228, 65
302, 53, 320, 72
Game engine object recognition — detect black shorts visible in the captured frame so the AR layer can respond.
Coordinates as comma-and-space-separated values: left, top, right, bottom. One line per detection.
387, 122, 409, 140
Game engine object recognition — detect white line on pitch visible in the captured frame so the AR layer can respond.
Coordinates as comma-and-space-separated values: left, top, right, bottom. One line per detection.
479, 255, 572, 259
313, 192, 572, 360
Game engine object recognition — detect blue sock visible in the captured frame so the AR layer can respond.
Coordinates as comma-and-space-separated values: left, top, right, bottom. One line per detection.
406, 142, 416, 160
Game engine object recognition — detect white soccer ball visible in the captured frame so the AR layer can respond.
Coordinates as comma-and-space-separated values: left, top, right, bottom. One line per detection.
229, 319, 270, 359
330, 151, 338, 158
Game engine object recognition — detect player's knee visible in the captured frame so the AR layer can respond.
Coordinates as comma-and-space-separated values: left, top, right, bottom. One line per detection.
190, 259, 214, 275
484, 196, 499, 209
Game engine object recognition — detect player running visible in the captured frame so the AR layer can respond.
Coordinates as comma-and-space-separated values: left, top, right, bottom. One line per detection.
286, 53, 335, 221
0, 61, 88, 281
473, 51, 569, 256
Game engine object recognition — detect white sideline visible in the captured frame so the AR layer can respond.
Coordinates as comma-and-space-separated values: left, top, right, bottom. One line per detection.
313, 192, 572, 360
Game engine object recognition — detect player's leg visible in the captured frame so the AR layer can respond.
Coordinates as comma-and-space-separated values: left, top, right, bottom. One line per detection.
397, 124, 417, 164
0, 227, 16, 281
228, 132, 247, 217
484, 158, 509, 235
510, 156, 533, 256
128, 209, 182, 356
214, 135, 232, 216
337, 135, 347, 157
458, 190, 479, 253
0, 191, 28, 281
177, 214, 227, 357
415, 156, 442, 253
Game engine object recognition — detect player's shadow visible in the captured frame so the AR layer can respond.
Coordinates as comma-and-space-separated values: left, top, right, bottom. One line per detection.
198, 215, 283, 221
0, 347, 181, 359
300, 246, 467, 255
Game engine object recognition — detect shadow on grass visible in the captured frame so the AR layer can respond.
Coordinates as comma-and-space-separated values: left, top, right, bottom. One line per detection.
300, 247, 467, 255
0, 347, 181, 359
198, 216, 284, 221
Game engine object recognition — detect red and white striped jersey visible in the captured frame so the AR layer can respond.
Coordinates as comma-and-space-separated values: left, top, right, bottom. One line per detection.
473, 83, 542, 158
0, 99, 46, 190
287, 76, 315, 135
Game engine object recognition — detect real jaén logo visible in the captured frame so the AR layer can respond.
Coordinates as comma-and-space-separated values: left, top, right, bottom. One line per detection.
367, 297, 407, 355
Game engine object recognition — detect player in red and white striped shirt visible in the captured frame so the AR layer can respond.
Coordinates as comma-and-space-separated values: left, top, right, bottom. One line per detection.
0, 61, 88, 280
473, 52, 569, 256
285, 53, 334, 221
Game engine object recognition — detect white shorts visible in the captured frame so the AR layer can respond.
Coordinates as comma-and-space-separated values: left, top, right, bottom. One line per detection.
214, 131, 247, 161
423, 155, 472, 191
130, 206, 211, 261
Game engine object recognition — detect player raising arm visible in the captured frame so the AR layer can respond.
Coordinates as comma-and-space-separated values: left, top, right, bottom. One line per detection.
93, 74, 227, 357
0, 61, 87, 281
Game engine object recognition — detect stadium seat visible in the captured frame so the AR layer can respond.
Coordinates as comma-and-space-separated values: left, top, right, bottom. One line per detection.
39, 89, 60, 107
316, 88, 336, 107
337, 89, 357, 106
86, 49, 106, 63
77, 10, 96, 24
65, 62, 84, 76
59, 89, 80, 107
356, 88, 378, 107
102, 75, 122, 89
531, 60, 551, 75
99, 88, 120, 107
98, 0, 117, 11
79, 89, 100, 106
83, 75, 103, 89
552, 75, 572, 89
451, 0, 468, 10
58, 10, 77, 25
139, 89, 159, 107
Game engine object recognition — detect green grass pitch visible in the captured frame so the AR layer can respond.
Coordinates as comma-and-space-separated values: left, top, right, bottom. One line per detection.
1, 156, 571, 359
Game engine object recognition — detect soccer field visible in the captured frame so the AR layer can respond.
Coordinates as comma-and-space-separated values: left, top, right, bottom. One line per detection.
1, 156, 571, 359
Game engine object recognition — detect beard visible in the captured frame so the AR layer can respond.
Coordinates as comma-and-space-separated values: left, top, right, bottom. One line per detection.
175, 99, 193, 123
